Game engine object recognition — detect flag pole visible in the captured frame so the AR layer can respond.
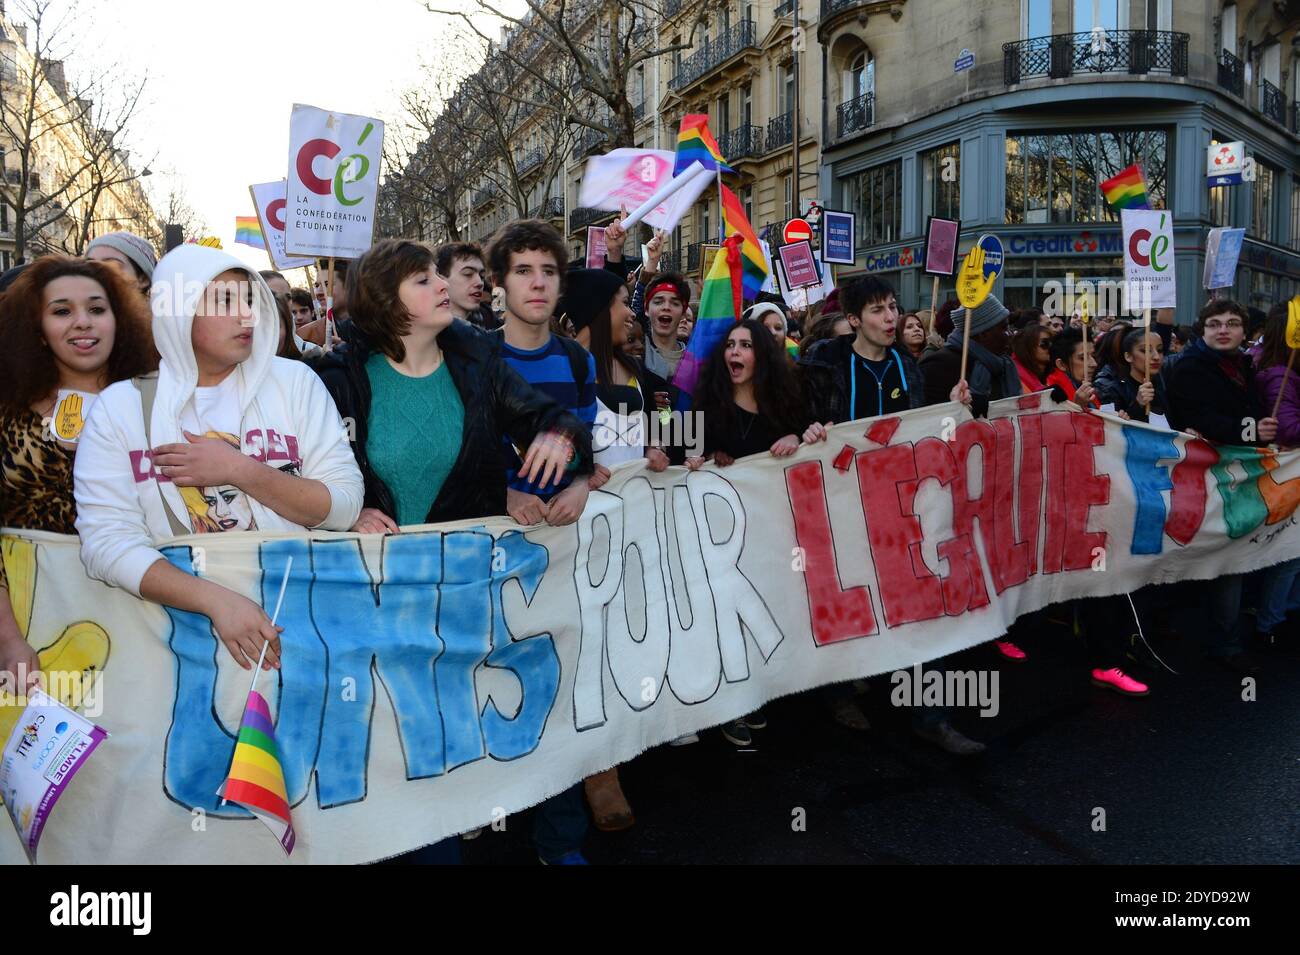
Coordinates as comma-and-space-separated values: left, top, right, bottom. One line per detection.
246, 558, 293, 699
1272, 350, 1297, 421
715, 167, 725, 244
1143, 306, 1152, 417
324, 257, 336, 352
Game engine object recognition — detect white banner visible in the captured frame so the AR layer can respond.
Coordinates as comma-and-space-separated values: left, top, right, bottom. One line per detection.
579, 149, 710, 233
1121, 209, 1176, 309
6, 394, 1300, 864
285, 104, 384, 259
250, 181, 316, 272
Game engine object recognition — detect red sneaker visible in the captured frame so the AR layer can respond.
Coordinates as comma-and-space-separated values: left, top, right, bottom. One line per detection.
995, 640, 1027, 661
1090, 667, 1150, 697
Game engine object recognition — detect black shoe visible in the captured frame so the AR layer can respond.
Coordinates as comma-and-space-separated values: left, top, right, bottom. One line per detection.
720, 719, 753, 747
742, 709, 767, 730
1214, 652, 1262, 675
913, 721, 987, 756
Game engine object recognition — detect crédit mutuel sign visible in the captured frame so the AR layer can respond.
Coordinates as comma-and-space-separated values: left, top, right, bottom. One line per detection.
859, 230, 1122, 272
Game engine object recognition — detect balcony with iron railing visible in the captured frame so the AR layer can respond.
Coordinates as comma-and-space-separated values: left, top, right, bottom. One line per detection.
533, 196, 565, 219
472, 183, 499, 208
570, 206, 614, 231
1003, 29, 1188, 85
836, 92, 874, 140
766, 111, 793, 151
718, 124, 764, 161
572, 125, 609, 158
1293, 101, 1300, 135
633, 99, 645, 122
1218, 49, 1244, 96
686, 241, 704, 272
669, 20, 758, 92
775, 0, 794, 15
517, 147, 544, 176
1258, 79, 1286, 126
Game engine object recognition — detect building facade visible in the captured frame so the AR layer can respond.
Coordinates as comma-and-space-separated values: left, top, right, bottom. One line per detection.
818, 0, 1300, 320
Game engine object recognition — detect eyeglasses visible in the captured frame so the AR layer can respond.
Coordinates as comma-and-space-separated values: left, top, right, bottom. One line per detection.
1204, 320, 1243, 331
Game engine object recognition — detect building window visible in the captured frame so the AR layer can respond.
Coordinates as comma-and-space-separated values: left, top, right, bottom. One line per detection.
922, 143, 960, 220
741, 83, 752, 126
848, 50, 874, 101
742, 185, 754, 225
1022, 0, 1051, 39
1146, 0, 1171, 30
717, 92, 730, 136
851, 160, 901, 247
1290, 177, 1300, 252
783, 174, 792, 220
1073, 0, 1120, 32
1209, 185, 1235, 227
1220, 4, 1237, 55
1251, 162, 1275, 242
1004, 129, 1168, 224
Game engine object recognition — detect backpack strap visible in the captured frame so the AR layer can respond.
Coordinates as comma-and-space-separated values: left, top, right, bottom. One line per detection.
132, 374, 191, 538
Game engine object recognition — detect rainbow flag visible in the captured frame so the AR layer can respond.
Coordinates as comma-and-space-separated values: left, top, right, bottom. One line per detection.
673, 235, 744, 401
217, 689, 296, 855
673, 114, 734, 177
234, 216, 266, 250
719, 184, 768, 302
1099, 164, 1150, 211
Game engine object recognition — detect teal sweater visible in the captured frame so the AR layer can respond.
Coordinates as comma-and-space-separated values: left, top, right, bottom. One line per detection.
364, 354, 464, 526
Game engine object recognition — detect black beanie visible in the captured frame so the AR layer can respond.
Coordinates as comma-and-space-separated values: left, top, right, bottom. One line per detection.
558, 268, 625, 334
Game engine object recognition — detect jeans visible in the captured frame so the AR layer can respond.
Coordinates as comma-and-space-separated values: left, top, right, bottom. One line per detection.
1205, 573, 1247, 658
1254, 557, 1300, 631
534, 784, 588, 862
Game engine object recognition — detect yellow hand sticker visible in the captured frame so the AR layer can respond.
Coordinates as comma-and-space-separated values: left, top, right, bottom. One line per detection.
956, 241, 999, 309
53, 392, 86, 442
1287, 295, 1300, 350
1079, 293, 1091, 327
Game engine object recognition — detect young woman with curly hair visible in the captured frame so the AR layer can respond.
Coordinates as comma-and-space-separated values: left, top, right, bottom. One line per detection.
0, 255, 158, 689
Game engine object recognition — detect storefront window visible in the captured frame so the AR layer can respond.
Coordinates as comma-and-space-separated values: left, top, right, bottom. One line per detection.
851, 160, 901, 246
922, 143, 960, 221
1005, 129, 1168, 224
1251, 163, 1275, 242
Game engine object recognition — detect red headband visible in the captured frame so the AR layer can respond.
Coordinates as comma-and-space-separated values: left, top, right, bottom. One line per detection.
645, 277, 686, 305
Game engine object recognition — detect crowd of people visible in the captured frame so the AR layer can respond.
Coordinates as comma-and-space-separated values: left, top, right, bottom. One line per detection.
0, 217, 1295, 865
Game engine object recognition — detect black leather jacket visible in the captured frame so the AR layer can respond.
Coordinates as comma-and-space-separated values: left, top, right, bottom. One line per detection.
314, 319, 593, 524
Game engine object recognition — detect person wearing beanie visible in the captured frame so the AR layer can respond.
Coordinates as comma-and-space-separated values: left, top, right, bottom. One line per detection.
745, 301, 798, 359
920, 292, 1021, 414
86, 231, 157, 295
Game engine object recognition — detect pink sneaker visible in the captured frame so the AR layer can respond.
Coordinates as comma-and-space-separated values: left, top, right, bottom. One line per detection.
1090, 668, 1150, 697
995, 640, 1027, 661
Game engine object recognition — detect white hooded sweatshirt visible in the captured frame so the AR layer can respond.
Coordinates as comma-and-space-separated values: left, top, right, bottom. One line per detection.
74, 244, 363, 596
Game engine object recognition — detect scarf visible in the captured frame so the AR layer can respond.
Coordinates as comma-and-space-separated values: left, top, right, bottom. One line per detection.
945, 329, 1022, 399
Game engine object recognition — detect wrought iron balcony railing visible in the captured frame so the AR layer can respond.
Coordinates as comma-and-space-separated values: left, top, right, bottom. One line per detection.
776, 0, 795, 15
533, 196, 565, 219
718, 124, 764, 160
836, 93, 874, 139
572, 125, 608, 158
570, 206, 614, 231
1218, 49, 1244, 96
820, 0, 864, 19
766, 110, 793, 151
1003, 29, 1188, 84
1259, 79, 1285, 126
472, 183, 499, 208
516, 147, 544, 176
669, 20, 758, 91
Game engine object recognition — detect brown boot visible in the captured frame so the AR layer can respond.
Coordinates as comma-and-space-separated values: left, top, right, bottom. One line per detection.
584, 767, 634, 832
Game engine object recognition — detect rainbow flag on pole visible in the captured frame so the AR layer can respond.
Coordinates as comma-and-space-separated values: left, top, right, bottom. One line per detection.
1099, 163, 1150, 211
673, 114, 734, 176
673, 235, 744, 401
719, 184, 768, 302
217, 689, 296, 855
234, 216, 266, 250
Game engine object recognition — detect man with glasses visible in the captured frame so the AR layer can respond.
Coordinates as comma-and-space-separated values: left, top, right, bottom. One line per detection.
1166, 299, 1277, 675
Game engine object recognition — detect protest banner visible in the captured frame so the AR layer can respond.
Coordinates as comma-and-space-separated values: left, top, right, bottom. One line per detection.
7, 393, 1300, 864
285, 104, 384, 259
580, 150, 710, 233
585, 226, 608, 270
1121, 209, 1176, 309
250, 181, 316, 272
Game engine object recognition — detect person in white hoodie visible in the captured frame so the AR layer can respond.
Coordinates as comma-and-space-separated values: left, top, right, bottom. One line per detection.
74, 245, 364, 671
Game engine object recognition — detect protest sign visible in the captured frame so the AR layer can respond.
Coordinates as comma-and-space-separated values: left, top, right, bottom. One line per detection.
924, 217, 961, 276
285, 104, 384, 258
586, 226, 608, 270
7, 394, 1300, 864
1122, 209, 1176, 309
778, 239, 820, 289
0, 688, 107, 862
1202, 227, 1245, 291
821, 210, 856, 265
956, 233, 1003, 308
250, 181, 316, 272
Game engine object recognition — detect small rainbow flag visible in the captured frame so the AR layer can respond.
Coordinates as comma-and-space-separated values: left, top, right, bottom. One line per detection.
234, 216, 266, 250
1099, 163, 1150, 211
719, 184, 768, 303
217, 689, 296, 855
673, 114, 734, 177
673, 235, 743, 402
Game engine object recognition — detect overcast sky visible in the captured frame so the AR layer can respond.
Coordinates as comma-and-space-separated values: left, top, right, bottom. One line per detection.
42, 0, 512, 274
